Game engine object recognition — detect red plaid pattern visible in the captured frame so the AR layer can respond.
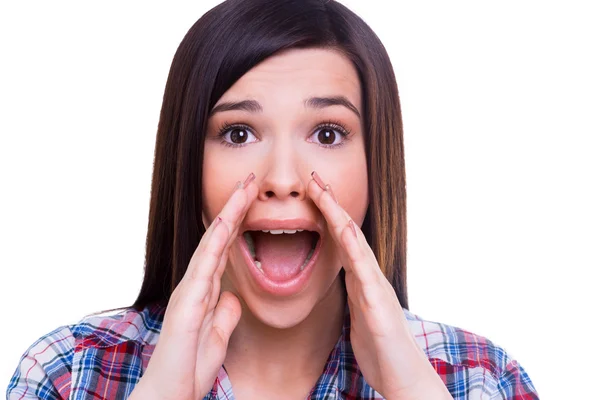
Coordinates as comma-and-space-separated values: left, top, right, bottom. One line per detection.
8, 304, 538, 399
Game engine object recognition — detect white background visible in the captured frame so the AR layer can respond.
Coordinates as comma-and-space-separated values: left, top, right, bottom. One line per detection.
1, 1, 598, 398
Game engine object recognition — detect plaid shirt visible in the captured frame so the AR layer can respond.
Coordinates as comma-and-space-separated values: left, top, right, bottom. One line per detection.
7, 303, 538, 399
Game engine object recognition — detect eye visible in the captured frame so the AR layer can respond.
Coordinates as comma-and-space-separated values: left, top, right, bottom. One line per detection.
217, 122, 258, 147
308, 121, 351, 148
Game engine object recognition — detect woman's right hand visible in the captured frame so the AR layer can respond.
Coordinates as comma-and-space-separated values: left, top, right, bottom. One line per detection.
128, 174, 258, 400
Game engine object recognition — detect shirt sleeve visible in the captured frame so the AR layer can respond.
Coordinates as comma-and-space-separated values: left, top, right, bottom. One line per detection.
495, 359, 539, 399
6, 326, 75, 400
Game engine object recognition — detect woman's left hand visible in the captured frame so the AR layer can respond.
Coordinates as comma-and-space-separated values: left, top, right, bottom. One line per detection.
307, 172, 453, 400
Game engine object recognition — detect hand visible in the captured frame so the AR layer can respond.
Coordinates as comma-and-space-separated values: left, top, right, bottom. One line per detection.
307, 172, 452, 400
128, 173, 258, 400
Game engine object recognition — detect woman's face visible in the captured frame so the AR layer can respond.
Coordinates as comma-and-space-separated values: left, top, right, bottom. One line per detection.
202, 48, 369, 328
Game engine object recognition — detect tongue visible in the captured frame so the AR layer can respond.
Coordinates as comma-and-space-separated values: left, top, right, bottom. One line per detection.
253, 231, 314, 282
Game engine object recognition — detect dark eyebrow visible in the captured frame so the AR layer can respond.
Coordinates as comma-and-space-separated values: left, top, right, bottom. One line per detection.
209, 99, 263, 116
304, 96, 361, 119
209, 96, 361, 118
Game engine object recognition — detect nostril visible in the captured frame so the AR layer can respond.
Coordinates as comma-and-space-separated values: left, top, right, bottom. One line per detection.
264, 190, 299, 198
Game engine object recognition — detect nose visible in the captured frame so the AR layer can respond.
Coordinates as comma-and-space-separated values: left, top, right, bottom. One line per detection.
257, 142, 306, 202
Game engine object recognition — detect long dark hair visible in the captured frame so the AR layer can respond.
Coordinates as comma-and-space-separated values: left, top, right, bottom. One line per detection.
133, 0, 408, 310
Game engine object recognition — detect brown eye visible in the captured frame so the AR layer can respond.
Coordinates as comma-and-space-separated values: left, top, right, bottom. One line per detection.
218, 123, 258, 147
317, 128, 336, 145
308, 122, 349, 147
230, 128, 249, 144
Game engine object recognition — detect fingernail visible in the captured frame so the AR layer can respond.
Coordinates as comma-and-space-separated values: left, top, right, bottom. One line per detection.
243, 172, 256, 189
231, 181, 243, 196
348, 219, 357, 238
325, 184, 339, 204
311, 171, 326, 190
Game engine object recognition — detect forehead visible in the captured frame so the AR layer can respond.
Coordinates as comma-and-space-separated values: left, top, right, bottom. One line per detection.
217, 48, 361, 111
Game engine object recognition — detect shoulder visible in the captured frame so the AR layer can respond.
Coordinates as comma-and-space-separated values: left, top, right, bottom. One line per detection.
402, 309, 539, 399
7, 325, 75, 399
7, 305, 165, 400
69, 304, 164, 348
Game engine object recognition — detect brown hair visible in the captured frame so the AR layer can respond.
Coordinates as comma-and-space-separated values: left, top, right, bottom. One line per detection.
133, 0, 408, 310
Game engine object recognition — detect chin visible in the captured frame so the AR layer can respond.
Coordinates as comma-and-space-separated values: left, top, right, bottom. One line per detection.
242, 292, 323, 329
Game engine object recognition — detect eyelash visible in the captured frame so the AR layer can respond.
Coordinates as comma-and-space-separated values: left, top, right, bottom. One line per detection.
216, 120, 352, 149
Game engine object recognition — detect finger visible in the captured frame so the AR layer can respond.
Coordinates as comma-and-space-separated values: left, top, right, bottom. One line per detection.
195, 292, 241, 391
192, 173, 255, 258
202, 177, 259, 281
340, 219, 380, 284
170, 192, 248, 333
198, 177, 259, 311
215, 176, 259, 275
306, 177, 350, 244
307, 174, 370, 262
169, 218, 229, 331
206, 218, 246, 311
171, 176, 254, 329
192, 176, 251, 259
186, 216, 230, 282
218, 173, 259, 247
213, 178, 259, 280
186, 174, 258, 282
307, 173, 382, 282
208, 249, 229, 311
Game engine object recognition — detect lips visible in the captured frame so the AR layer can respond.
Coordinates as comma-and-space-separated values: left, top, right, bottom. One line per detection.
237, 218, 323, 296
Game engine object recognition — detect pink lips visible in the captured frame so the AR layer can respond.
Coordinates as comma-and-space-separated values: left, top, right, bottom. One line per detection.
237, 218, 323, 296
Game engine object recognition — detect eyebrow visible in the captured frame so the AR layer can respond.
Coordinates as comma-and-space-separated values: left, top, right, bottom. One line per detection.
209, 96, 361, 118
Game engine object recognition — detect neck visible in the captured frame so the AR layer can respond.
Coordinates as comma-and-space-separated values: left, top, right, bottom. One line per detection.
224, 277, 346, 382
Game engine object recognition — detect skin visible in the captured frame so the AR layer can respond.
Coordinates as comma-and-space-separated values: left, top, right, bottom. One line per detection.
130, 48, 452, 400
201, 47, 369, 399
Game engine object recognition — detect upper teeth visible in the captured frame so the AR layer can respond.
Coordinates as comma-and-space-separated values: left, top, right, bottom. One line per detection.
260, 229, 304, 234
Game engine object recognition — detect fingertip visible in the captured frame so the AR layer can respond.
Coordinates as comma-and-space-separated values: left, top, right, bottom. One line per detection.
219, 291, 241, 313
306, 178, 322, 200
348, 219, 357, 238
244, 179, 259, 201
310, 171, 327, 190
214, 215, 229, 236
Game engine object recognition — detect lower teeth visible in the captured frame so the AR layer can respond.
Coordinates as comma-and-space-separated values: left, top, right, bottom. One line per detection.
246, 232, 317, 274
253, 248, 314, 274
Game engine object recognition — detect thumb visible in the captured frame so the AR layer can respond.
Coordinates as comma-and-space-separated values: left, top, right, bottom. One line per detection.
195, 292, 241, 395
211, 291, 242, 348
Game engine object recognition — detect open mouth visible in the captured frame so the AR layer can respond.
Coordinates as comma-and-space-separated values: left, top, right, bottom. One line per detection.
241, 229, 320, 282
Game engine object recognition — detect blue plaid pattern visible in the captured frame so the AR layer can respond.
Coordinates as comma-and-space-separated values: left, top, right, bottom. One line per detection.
7, 304, 538, 399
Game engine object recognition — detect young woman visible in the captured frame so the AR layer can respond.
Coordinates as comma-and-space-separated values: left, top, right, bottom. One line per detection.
8, 0, 538, 399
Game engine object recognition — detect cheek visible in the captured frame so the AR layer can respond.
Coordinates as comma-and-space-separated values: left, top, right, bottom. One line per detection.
201, 149, 244, 223
202, 145, 264, 226
312, 149, 369, 225
341, 163, 369, 223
